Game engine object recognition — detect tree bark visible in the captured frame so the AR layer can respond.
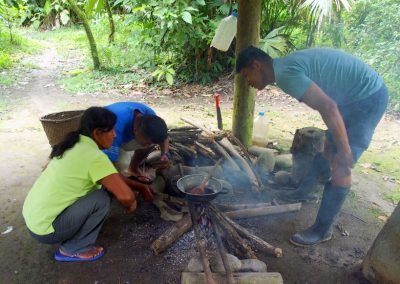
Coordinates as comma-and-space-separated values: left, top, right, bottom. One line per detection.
232, 0, 261, 147
67, 0, 100, 70
104, 0, 115, 43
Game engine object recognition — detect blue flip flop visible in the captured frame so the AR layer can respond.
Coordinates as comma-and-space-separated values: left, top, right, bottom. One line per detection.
54, 247, 105, 262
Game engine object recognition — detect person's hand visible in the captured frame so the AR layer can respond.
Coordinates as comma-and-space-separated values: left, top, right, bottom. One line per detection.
160, 152, 171, 162
127, 200, 137, 213
138, 185, 155, 202
332, 150, 353, 175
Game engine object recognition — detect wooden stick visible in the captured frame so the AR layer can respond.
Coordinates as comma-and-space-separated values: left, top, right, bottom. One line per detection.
209, 204, 283, 258
209, 208, 257, 260
229, 135, 253, 163
212, 142, 241, 171
151, 214, 192, 255
223, 215, 283, 258
181, 117, 214, 136
224, 203, 302, 219
194, 141, 216, 156
189, 203, 215, 284
216, 202, 272, 211
218, 138, 260, 191
211, 219, 236, 284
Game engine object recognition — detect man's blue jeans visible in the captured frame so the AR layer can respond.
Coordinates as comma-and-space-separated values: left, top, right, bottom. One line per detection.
326, 84, 389, 163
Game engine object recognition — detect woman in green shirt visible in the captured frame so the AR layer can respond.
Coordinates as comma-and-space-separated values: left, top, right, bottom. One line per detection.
23, 107, 137, 262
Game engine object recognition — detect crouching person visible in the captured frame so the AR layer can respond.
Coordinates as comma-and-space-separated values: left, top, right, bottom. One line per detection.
22, 107, 136, 262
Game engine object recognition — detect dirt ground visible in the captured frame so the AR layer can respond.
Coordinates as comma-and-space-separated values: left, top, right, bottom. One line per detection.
0, 45, 398, 284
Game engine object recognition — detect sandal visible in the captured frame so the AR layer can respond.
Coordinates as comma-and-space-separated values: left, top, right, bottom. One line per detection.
54, 246, 105, 262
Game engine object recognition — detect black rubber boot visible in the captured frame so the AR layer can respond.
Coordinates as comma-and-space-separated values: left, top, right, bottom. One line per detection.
280, 153, 331, 202
290, 183, 349, 247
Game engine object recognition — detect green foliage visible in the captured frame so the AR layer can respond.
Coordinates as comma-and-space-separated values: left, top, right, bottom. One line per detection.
116, 0, 235, 84
260, 26, 290, 58
0, 29, 42, 70
345, 0, 400, 107
152, 64, 175, 85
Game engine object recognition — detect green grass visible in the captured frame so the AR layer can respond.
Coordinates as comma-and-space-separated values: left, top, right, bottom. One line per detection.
0, 29, 42, 68
356, 145, 400, 203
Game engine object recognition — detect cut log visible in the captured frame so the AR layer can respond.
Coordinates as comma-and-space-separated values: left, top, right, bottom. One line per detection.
248, 145, 277, 157
224, 215, 283, 258
212, 142, 241, 171
151, 214, 192, 255
224, 203, 302, 219
189, 203, 215, 284
290, 127, 325, 186
209, 207, 258, 260
216, 203, 272, 211
218, 138, 260, 191
195, 141, 216, 157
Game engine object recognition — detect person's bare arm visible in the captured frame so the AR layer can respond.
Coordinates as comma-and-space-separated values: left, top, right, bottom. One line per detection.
159, 137, 170, 161
101, 173, 137, 212
301, 83, 353, 186
121, 175, 155, 202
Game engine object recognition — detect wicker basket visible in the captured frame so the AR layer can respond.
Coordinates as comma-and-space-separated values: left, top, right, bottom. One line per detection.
40, 110, 84, 147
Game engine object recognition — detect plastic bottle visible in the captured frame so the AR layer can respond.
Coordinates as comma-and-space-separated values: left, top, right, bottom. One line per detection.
252, 111, 269, 146
210, 11, 238, 52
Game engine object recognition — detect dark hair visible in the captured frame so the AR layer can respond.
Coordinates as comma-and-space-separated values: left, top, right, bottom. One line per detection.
236, 46, 272, 73
50, 107, 117, 159
137, 115, 168, 144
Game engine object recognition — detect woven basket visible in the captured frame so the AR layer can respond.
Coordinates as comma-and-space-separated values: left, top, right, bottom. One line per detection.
40, 110, 84, 147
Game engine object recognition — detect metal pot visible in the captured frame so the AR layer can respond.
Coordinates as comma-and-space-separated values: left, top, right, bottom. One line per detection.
177, 174, 227, 202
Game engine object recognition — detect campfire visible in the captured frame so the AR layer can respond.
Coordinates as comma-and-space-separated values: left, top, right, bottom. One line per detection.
143, 118, 323, 283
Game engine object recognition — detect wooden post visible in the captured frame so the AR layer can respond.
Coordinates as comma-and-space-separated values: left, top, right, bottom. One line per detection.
232, 0, 261, 147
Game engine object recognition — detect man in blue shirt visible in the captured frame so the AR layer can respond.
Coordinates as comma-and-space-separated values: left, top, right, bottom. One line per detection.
236, 46, 388, 246
104, 102, 170, 202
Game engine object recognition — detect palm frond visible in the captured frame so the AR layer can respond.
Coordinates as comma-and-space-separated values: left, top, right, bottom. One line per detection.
300, 0, 351, 26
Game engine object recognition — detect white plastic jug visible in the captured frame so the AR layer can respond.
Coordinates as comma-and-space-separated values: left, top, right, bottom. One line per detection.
210, 11, 238, 52
252, 111, 269, 146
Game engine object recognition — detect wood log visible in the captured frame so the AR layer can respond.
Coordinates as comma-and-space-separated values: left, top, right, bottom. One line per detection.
173, 142, 197, 158
212, 142, 241, 171
224, 203, 302, 219
195, 141, 216, 157
151, 214, 192, 255
223, 215, 283, 258
209, 208, 257, 260
216, 202, 271, 211
218, 138, 260, 191
211, 219, 236, 284
228, 135, 253, 163
290, 127, 325, 186
248, 145, 277, 157
181, 117, 215, 136
209, 204, 283, 258
189, 203, 215, 284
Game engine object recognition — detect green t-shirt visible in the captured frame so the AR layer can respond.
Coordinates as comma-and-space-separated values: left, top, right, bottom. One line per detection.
23, 135, 117, 235
273, 48, 383, 105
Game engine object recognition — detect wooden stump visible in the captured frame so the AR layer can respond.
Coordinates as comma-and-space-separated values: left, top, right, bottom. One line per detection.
290, 127, 325, 187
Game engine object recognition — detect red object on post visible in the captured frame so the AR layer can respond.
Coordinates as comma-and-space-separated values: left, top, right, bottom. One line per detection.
214, 93, 223, 130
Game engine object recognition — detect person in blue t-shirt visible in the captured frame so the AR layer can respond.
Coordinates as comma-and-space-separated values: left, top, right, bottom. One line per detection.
236, 46, 388, 247
104, 102, 170, 202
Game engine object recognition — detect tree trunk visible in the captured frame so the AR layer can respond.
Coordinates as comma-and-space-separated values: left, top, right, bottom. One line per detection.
232, 0, 261, 147
104, 0, 115, 43
67, 0, 100, 70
